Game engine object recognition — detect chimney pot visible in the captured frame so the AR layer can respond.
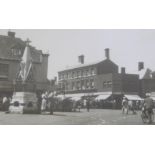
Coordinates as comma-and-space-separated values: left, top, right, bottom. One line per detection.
105, 48, 110, 59
138, 62, 144, 71
8, 31, 15, 38
78, 55, 84, 64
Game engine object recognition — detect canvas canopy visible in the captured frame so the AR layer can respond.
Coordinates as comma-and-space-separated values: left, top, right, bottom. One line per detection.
95, 94, 111, 101
124, 95, 142, 101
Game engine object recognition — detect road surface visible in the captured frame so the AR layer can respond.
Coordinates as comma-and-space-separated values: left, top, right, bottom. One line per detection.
0, 109, 154, 125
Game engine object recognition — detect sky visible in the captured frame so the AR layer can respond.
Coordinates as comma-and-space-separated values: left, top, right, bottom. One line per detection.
0, 29, 155, 79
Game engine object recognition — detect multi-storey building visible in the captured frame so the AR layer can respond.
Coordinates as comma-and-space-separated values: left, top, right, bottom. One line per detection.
58, 49, 117, 94
136, 62, 155, 98
0, 31, 49, 98
58, 49, 140, 106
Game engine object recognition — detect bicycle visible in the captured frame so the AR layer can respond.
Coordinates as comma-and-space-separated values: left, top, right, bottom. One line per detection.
141, 107, 154, 124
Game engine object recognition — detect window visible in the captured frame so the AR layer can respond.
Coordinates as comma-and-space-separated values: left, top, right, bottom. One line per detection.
103, 81, 112, 88
81, 70, 84, 77
86, 70, 89, 76
62, 74, 64, 80
66, 73, 69, 79
11, 49, 22, 56
77, 71, 80, 78
64, 73, 67, 79
103, 82, 107, 88
86, 80, 89, 89
72, 82, 75, 90
81, 80, 85, 90
90, 79, 95, 89
90, 68, 95, 75
65, 82, 69, 90
59, 74, 61, 80
74, 72, 77, 78
76, 81, 80, 90
107, 81, 112, 87
0, 63, 9, 79
72, 72, 75, 78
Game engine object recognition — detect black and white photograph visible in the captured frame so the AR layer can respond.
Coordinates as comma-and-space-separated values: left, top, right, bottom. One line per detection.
0, 29, 155, 125
1, 1, 155, 155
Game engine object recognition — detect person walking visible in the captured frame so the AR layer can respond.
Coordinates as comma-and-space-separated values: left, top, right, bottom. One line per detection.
143, 93, 154, 123
86, 99, 90, 112
3, 96, 9, 112
122, 97, 128, 114
122, 97, 126, 114
41, 93, 47, 113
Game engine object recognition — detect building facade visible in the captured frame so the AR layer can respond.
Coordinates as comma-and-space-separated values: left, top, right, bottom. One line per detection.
0, 31, 49, 97
58, 49, 140, 104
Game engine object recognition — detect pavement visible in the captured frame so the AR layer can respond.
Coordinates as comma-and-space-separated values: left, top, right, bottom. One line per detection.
0, 109, 154, 125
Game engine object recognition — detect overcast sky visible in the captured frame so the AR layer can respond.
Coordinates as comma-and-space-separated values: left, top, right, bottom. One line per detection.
0, 29, 155, 79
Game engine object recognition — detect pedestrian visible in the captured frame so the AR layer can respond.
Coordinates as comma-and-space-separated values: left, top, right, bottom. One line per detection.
77, 101, 81, 112
72, 101, 76, 112
122, 97, 128, 114
49, 97, 54, 115
86, 99, 90, 112
3, 96, 9, 112
112, 99, 116, 109
41, 93, 47, 112
128, 100, 136, 114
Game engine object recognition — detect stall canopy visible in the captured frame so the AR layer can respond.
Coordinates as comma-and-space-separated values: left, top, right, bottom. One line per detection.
95, 94, 111, 101
124, 95, 142, 101
71, 96, 81, 101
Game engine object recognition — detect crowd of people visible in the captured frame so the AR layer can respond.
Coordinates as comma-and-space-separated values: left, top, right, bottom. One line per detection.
0, 91, 154, 124
121, 93, 154, 124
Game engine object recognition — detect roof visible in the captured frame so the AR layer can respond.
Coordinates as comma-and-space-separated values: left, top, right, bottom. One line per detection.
0, 34, 42, 63
131, 68, 154, 79
58, 59, 117, 73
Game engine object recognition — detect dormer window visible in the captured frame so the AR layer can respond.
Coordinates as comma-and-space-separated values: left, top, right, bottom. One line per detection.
11, 48, 22, 56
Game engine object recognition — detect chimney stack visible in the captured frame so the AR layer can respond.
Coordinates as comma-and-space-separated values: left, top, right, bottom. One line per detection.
105, 48, 110, 59
121, 67, 126, 74
8, 31, 15, 38
78, 55, 84, 64
138, 62, 144, 71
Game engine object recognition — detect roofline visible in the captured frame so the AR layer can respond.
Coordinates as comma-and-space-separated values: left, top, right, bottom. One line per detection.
58, 59, 118, 73
58, 60, 105, 73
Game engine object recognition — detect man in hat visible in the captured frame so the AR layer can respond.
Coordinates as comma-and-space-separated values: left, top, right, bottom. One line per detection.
144, 93, 154, 123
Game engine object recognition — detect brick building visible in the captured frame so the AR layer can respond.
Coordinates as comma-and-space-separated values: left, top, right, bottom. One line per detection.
136, 62, 155, 98
0, 31, 49, 98
58, 49, 140, 106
